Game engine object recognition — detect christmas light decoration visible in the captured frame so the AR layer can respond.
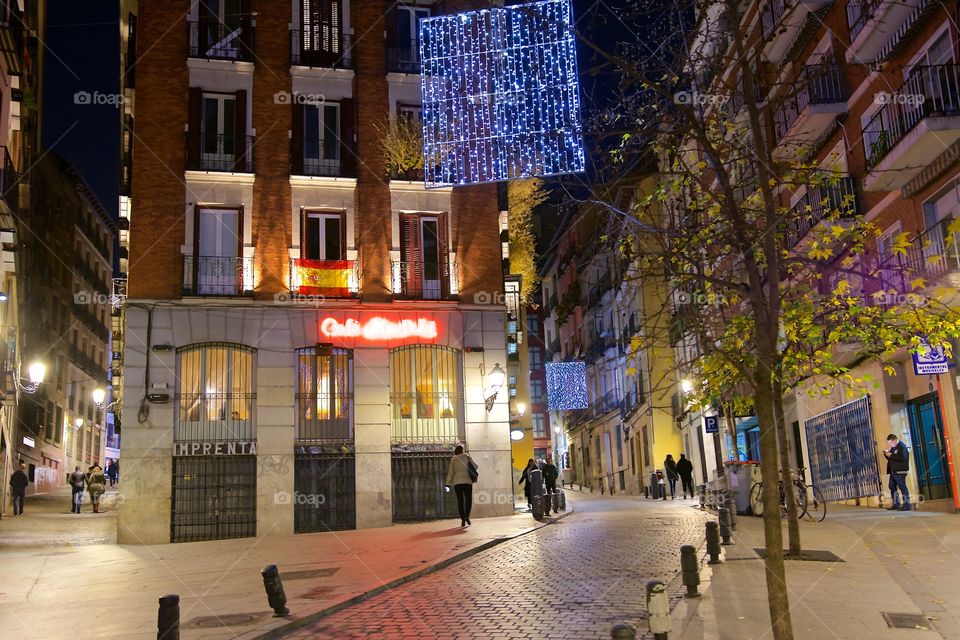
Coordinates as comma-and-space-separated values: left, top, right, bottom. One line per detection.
545, 361, 588, 410
419, 0, 585, 187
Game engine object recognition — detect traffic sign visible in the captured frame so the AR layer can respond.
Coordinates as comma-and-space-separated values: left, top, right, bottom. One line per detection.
704, 415, 719, 434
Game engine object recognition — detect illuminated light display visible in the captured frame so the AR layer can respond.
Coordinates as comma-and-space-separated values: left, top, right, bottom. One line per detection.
419, 0, 585, 187
320, 317, 439, 342
545, 361, 588, 410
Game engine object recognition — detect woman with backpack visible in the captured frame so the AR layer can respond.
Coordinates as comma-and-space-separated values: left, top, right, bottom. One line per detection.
445, 445, 478, 527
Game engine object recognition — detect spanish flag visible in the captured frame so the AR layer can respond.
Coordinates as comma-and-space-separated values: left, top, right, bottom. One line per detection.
292, 259, 353, 297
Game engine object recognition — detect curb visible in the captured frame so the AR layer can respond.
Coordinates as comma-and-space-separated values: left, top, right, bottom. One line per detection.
245, 507, 575, 639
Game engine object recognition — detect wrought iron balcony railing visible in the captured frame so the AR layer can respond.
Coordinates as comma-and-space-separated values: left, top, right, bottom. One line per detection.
774, 64, 847, 141
845, 0, 878, 42
290, 30, 353, 68
0, 145, 17, 214
186, 133, 254, 173
188, 17, 254, 61
785, 177, 859, 250
904, 216, 960, 279
391, 259, 458, 300
387, 39, 420, 74
183, 256, 253, 296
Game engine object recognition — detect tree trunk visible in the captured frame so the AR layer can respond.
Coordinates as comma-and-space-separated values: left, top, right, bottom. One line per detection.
755, 376, 795, 639
726, 404, 741, 462
773, 381, 802, 556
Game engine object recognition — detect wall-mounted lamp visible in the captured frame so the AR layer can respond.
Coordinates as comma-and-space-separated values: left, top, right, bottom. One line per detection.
92, 387, 106, 407
516, 401, 526, 417
510, 428, 525, 441
681, 378, 694, 394
74, 417, 84, 429
18, 360, 46, 393
483, 362, 505, 412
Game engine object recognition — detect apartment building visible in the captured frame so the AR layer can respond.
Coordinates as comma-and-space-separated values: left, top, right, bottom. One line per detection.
120, 0, 510, 544
677, 0, 960, 509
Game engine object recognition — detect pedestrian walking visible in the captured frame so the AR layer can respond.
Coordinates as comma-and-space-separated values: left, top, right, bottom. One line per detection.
676, 453, 695, 498
664, 454, 679, 499
883, 434, 911, 511
86, 465, 107, 513
518, 459, 537, 510
540, 453, 558, 495
106, 459, 118, 487
69, 466, 86, 514
445, 445, 477, 527
9, 463, 28, 515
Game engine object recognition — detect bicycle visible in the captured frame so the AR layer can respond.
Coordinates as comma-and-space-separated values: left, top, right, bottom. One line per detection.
749, 475, 807, 519
802, 483, 827, 522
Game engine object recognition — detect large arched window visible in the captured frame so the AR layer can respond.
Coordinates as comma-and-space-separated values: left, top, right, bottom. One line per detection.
176, 343, 255, 441
295, 346, 353, 441
390, 345, 462, 443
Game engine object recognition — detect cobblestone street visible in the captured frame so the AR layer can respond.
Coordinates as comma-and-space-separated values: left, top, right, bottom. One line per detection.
284, 494, 710, 640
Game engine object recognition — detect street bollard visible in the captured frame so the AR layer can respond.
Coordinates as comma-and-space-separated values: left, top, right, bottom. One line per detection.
680, 545, 701, 598
261, 564, 290, 617
646, 580, 671, 640
542, 493, 553, 516
610, 622, 637, 639
718, 508, 733, 545
157, 594, 180, 640
530, 468, 544, 520
558, 490, 566, 511
698, 484, 706, 510
551, 490, 560, 513
705, 521, 722, 564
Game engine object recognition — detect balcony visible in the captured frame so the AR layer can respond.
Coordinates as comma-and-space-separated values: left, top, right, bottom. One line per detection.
188, 17, 254, 62
289, 258, 359, 297
391, 259, 458, 300
186, 133, 254, 173
290, 30, 353, 68
863, 65, 960, 191
760, 0, 833, 64
298, 140, 356, 178
69, 345, 108, 384
183, 256, 253, 296
845, 0, 935, 65
772, 64, 847, 160
785, 177, 859, 250
387, 39, 420, 74
0, 0, 22, 74
903, 216, 960, 282
0, 145, 17, 216
591, 389, 620, 419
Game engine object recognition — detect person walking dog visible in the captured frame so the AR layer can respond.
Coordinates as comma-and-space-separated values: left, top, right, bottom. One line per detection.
445, 445, 478, 527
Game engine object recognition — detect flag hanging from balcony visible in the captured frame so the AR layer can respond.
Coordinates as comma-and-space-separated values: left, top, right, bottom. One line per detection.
292, 259, 353, 297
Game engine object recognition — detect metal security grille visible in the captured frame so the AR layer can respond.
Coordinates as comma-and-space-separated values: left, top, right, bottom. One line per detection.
294, 451, 355, 532
390, 345, 463, 443
391, 451, 459, 522
296, 347, 352, 440
804, 396, 881, 502
176, 343, 256, 441
171, 456, 256, 542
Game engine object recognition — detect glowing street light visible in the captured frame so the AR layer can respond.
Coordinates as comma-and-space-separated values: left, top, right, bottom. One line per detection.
27, 361, 46, 386
681, 378, 694, 394
516, 401, 526, 417
92, 388, 106, 407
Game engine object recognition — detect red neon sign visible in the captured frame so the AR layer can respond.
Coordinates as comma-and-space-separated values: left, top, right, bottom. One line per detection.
320, 317, 439, 341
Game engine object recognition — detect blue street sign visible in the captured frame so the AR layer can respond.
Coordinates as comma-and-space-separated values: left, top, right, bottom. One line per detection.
913, 343, 949, 376
704, 415, 719, 434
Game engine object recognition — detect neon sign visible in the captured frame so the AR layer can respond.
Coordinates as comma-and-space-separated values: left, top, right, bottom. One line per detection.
320, 317, 439, 341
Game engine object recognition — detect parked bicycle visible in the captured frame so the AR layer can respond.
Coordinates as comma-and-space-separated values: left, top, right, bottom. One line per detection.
749, 468, 826, 521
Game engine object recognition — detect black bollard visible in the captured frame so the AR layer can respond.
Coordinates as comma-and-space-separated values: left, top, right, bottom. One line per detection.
551, 490, 560, 513
157, 594, 180, 640
705, 521, 722, 564
261, 564, 290, 617
680, 545, 701, 598
558, 490, 566, 511
542, 493, 553, 516
718, 508, 733, 545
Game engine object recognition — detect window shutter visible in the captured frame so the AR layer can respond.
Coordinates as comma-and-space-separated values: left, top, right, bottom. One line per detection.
292, 102, 305, 175
340, 98, 355, 177
438, 213, 451, 297
239, 0, 253, 58
188, 87, 202, 168
234, 89, 247, 171
400, 214, 422, 296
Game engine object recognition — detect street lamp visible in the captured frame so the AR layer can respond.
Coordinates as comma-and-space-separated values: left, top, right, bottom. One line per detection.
516, 401, 526, 417
74, 417, 84, 429
18, 361, 46, 393
510, 429, 525, 441
484, 362, 506, 412
92, 388, 106, 407
681, 378, 694, 394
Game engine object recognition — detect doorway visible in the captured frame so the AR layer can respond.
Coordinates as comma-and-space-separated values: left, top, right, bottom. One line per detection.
907, 393, 952, 501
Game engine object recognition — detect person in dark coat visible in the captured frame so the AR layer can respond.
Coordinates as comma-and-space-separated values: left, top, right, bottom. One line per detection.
540, 454, 559, 495
518, 459, 537, 510
676, 454, 695, 499
106, 459, 119, 487
883, 434, 911, 511
69, 466, 86, 514
663, 454, 679, 499
9, 463, 28, 515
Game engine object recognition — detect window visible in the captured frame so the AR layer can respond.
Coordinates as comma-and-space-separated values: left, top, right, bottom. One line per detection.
296, 347, 352, 441
304, 103, 340, 175
532, 413, 545, 438
390, 345, 462, 442
176, 343, 255, 442
615, 425, 623, 467
395, 5, 430, 66
301, 210, 344, 261
642, 426, 650, 467
194, 208, 241, 295
527, 315, 540, 335
530, 379, 544, 404
300, 0, 342, 63
534, 447, 548, 462
398, 213, 451, 299
202, 93, 237, 163
594, 436, 602, 473
529, 348, 542, 369
877, 222, 902, 262
399, 103, 422, 123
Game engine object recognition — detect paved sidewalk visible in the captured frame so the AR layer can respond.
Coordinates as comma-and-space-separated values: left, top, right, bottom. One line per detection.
0, 490, 571, 640
670, 505, 960, 640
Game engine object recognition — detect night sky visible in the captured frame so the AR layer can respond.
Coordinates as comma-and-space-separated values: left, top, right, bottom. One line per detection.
42, 0, 119, 217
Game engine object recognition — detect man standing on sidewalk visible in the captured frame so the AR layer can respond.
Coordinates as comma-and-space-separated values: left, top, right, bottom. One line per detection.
69, 466, 86, 514
9, 463, 28, 515
883, 434, 911, 511
676, 454, 695, 499
541, 454, 559, 496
